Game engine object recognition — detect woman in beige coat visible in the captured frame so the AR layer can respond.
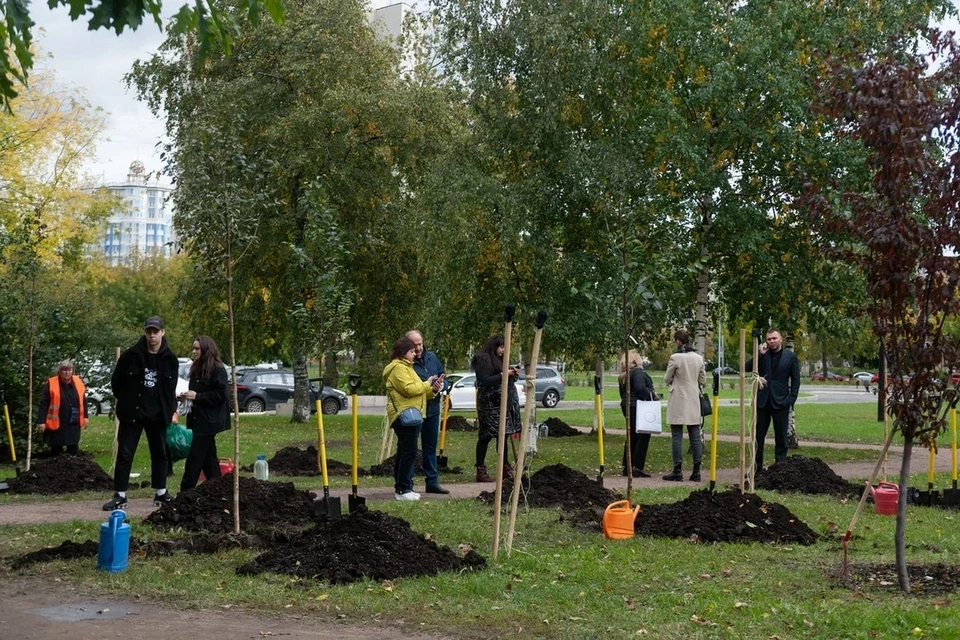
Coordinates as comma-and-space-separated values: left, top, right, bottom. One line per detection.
663, 329, 706, 482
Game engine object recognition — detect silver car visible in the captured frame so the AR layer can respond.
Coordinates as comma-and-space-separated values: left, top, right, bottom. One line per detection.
85, 386, 113, 417
522, 365, 566, 408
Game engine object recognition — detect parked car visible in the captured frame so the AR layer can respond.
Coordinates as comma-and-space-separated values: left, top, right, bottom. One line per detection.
233, 368, 348, 414
520, 365, 566, 408
444, 372, 526, 411
811, 371, 850, 382
852, 372, 875, 384
713, 366, 739, 375
85, 386, 112, 417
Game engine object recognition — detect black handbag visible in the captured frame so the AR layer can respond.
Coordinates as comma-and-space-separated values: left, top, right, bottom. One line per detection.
699, 393, 712, 417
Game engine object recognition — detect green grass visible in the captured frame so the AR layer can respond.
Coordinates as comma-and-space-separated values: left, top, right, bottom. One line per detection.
3, 406, 960, 639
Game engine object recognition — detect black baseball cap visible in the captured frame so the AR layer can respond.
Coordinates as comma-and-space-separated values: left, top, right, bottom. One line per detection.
144, 316, 164, 331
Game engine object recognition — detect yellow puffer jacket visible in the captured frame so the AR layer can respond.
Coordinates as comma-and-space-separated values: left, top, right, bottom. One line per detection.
383, 358, 435, 426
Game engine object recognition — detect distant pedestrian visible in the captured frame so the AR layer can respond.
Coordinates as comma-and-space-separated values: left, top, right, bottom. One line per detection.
472, 334, 520, 483
383, 335, 441, 501
179, 336, 230, 492
663, 329, 706, 482
37, 360, 87, 456
103, 317, 179, 511
746, 329, 801, 470
406, 330, 448, 494
619, 350, 657, 478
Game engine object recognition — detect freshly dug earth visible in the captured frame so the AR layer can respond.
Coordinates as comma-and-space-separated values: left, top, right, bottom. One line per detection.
844, 563, 960, 596
262, 446, 353, 477
544, 416, 580, 437
8, 539, 99, 570
444, 415, 474, 431
4, 455, 113, 494
479, 464, 617, 510
237, 507, 486, 584
145, 475, 315, 534
634, 489, 818, 545
755, 455, 863, 497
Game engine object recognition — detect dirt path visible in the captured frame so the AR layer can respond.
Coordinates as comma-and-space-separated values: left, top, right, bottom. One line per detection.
1, 575, 448, 640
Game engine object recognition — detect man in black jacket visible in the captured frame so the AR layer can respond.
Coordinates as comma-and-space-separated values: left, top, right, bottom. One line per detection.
746, 329, 801, 470
103, 316, 180, 510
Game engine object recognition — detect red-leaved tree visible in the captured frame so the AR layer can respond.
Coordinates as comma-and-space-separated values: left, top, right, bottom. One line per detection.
802, 30, 960, 592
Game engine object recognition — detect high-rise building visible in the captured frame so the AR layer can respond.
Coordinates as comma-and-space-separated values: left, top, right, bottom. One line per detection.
95, 161, 174, 266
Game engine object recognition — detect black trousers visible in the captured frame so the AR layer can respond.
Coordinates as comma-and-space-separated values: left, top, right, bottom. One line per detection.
114, 420, 168, 492
623, 432, 651, 472
755, 404, 790, 469
180, 433, 222, 492
50, 444, 79, 456
475, 433, 511, 470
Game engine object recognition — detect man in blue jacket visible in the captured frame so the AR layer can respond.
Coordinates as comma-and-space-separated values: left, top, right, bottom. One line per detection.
746, 328, 801, 470
406, 330, 448, 494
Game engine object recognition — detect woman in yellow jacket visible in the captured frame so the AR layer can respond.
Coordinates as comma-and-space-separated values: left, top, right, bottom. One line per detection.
383, 335, 443, 501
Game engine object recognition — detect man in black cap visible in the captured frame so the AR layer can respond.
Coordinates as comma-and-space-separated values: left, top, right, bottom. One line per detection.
103, 316, 180, 510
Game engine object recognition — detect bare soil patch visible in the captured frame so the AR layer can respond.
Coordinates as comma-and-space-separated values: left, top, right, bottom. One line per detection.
240, 446, 353, 477
755, 455, 863, 497
367, 452, 463, 477
443, 415, 474, 431
237, 506, 485, 584
4, 455, 114, 495
544, 416, 580, 437
634, 489, 818, 545
145, 474, 316, 534
843, 563, 960, 596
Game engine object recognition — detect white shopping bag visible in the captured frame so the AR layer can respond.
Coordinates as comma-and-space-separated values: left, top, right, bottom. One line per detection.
635, 400, 662, 433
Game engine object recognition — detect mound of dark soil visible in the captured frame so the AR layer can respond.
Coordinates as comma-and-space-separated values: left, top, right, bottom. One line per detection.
236, 507, 486, 584
145, 475, 315, 534
262, 446, 353, 477
755, 455, 862, 497
4, 456, 113, 494
479, 464, 617, 510
844, 563, 960, 596
9, 539, 99, 569
544, 416, 580, 437
367, 452, 462, 476
635, 489, 817, 545
444, 415, 475, 431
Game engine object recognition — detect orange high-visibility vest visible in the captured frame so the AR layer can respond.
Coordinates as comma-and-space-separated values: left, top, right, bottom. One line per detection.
45, 375, 86, 431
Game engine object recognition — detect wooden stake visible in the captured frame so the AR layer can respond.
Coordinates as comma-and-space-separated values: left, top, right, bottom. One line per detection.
506, 310, 547, 555
739, 329, 746, 489
492, 303, 516, 560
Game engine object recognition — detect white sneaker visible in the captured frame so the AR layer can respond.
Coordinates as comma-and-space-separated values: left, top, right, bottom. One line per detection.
395, 491, 420, 501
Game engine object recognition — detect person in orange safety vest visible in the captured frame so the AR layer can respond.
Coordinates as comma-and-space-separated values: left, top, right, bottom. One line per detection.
37, 360, 87, 456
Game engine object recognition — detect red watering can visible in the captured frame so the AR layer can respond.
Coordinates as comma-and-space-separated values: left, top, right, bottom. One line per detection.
869, 481, 899, 516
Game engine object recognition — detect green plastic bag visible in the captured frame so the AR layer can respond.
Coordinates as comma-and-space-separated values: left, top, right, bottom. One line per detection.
166, 423, 193, 462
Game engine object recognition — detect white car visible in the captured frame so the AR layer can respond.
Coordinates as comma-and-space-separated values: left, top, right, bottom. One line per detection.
445, 372, 526, 411
852, 372, 874, 384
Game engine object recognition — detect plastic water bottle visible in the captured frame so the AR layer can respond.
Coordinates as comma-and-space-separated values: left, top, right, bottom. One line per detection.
254, 455, 269, 481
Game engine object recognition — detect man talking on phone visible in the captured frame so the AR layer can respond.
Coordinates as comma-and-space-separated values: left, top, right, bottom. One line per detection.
406, 330, 448, 494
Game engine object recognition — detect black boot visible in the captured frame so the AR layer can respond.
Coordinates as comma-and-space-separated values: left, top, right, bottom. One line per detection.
690, 463, 701, 482
663, 463, 683, 482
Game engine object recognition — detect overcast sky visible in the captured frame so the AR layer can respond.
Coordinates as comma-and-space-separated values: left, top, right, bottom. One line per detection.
32, 1, 959, 187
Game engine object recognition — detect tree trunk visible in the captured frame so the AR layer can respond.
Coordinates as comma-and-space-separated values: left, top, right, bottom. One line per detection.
323, 349, 339, 388
292, 352, 310, 423
896, 435, 913, 593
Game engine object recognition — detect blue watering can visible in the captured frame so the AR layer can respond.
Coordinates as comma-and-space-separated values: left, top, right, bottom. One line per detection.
97, 509, 130, 572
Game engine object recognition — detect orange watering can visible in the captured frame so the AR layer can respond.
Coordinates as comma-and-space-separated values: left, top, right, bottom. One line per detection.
869, 481, 899, 516
602, 500, 640, 539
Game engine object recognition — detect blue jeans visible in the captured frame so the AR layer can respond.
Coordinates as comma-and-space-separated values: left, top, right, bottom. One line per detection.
421, 411, 440, 487
392, 418, 420, 494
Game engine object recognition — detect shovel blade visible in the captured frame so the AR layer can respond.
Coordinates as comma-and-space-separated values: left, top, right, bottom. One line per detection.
313, 495, 342, 519
942, 489, 960, 508
438, 455, 449, 471
348, 494, 366, 513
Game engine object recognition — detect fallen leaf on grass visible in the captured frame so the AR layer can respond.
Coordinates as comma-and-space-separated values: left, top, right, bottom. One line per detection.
258, 633, 275, 637
624, 597, 636, 610
734, 602, 748, 609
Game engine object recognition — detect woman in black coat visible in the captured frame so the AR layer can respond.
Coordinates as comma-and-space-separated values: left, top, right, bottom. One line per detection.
620, 350, 657, 478
472, 333, 521, 482
179, 335, 230, 491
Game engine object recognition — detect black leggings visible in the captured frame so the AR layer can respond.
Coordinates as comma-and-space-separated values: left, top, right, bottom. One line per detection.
476, 434, 511, 470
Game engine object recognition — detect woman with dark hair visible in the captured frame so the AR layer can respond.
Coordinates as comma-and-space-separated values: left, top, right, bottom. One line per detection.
663, 328, 706, 482
384, 335, 441, 501
471, 333, 521, 482
619, 349, 657, 478
179, 335, 230, 492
